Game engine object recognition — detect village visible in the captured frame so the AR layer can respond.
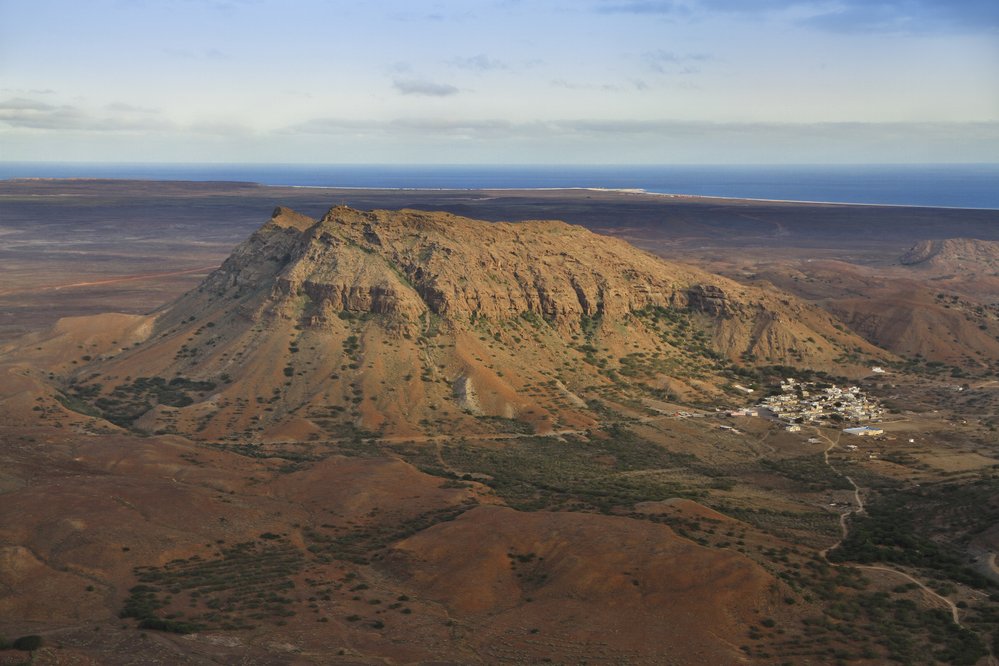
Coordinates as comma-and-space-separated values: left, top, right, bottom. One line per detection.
718, 378, 887, 438
757, 377, 883, 424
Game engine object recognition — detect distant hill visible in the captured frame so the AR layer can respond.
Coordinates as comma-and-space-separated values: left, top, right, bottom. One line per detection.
900, 238, 999, 272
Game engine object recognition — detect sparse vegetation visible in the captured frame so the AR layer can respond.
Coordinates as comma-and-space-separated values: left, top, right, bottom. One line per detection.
12, 635, 43, 653
436, 426, 703, 512
304, 504, 473, 564
65, 376, 216, 427
830, 480, 999, 590
120, 537, 304, 632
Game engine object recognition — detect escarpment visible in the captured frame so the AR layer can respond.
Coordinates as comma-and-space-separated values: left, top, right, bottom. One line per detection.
67, 205, 887, 438
201, 205, 750, 333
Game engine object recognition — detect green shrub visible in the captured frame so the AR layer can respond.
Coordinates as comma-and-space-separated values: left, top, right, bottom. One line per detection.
13, 635, 43, 652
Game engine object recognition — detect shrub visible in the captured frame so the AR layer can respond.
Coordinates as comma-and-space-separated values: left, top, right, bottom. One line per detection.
13, 635, 43, 652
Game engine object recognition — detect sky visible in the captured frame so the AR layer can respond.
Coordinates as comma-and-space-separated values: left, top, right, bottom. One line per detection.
1, 0, 997, 164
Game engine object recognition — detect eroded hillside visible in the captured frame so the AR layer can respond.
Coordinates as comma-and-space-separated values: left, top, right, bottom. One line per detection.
58, 206, 888, 440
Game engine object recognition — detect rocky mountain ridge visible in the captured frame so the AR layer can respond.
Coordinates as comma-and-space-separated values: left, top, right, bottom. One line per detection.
64, 206, 888, 438
208, 206, 749, 334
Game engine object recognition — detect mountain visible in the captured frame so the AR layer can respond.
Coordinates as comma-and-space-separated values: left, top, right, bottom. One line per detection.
65, 206, 887, 440
827, 289, 999, 368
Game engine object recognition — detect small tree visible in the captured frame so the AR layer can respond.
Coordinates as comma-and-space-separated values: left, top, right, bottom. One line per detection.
13, 634, 43, 653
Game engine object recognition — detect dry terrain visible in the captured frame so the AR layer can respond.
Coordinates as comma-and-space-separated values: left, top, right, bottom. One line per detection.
1, 180, 998, 665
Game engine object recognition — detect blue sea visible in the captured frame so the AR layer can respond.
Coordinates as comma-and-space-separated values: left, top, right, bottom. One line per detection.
2, 163, 998, 210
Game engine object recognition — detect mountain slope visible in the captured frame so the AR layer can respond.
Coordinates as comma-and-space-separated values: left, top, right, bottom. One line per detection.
900, 238, 999, 272
68, 206, 887, 439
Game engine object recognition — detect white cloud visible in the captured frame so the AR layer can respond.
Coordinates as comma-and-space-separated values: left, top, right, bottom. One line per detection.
392, 79, 461, 97
448, 54, 508, 72
642, 50, 712, 73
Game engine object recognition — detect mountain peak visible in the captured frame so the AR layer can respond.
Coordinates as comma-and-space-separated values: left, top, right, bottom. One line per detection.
269, 206, 315, 231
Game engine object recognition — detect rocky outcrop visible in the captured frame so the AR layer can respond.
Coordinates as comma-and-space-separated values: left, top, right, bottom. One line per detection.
254, 205, 749, 334
199, 207, 308, 297
453, 376, 483, 415
685, 285, 732, 317
900, 238, 999, 270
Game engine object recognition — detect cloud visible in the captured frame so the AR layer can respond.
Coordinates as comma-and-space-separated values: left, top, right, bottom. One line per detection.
0, 98, 56, 112
697, 0, 800, 11
389, 61, 414, 74
269, 117, 998, 162
392, 79, 461, 97
281, 116, 999, 150
596, 0, 999, 33
128, 0, 259, 14
799, 0, 999, 34
0, 98, 91, 130
595, 1, 690, 15
550, 79, 649, 92
283, 118, 379, 134
285, 117, 515, 137
391, 118, 515, 135
187, 120, 254, 136
551, 79, 613, 91
387, 9, 476, 22
696, 0, 999, 33
0, 97, 249, 136
642, 50, 712, 74
448, 54, 508, 72
104, 102, 158, 114
1, 88, 56, 96
0, 97, 171, 133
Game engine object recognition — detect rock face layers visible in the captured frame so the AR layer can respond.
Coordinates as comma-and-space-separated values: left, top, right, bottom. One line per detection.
207, 206, 728, 334
77, 206, 886, 437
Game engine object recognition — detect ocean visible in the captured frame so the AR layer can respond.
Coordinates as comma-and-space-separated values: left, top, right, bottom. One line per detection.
2, 163, 998, 210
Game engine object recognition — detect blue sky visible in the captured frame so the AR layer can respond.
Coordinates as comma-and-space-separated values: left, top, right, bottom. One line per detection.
1, 0, 997, 163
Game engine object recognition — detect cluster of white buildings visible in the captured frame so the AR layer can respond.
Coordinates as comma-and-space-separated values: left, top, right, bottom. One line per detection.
759, 378, 884, 425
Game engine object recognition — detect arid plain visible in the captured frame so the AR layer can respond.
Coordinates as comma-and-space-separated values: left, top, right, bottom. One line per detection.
2, 179, 999, 665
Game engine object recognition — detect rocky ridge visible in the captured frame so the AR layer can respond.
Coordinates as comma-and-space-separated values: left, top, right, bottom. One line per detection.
65, 206, 888, 438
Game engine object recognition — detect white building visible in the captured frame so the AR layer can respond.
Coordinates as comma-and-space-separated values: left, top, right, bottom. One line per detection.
843, 426, 884, 437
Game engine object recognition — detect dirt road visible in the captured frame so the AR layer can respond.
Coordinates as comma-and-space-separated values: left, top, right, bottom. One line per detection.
812, 426, 963, 626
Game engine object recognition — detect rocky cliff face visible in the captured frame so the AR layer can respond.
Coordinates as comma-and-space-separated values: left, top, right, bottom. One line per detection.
202, 206, 751, 335
78, 206, 887, 438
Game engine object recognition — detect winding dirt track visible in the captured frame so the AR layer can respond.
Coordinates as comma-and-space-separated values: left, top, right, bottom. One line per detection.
811, 426, 964, 627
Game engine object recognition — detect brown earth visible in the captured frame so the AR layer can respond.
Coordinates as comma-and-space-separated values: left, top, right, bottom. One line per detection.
3, 181, 999, 665
386, 505, 776, 664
